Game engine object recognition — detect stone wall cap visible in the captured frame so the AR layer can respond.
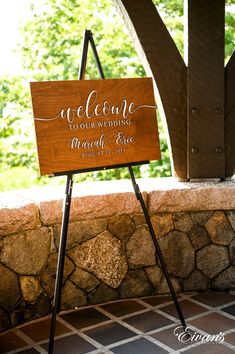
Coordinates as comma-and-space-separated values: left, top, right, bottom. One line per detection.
147, 178, 235, 212
1, 177, 235, 212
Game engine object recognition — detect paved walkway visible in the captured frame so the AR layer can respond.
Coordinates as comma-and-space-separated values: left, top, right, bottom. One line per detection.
1, 291, 235, 354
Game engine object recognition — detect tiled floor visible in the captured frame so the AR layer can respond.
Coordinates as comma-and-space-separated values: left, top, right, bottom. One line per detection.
1, 291, 235, 354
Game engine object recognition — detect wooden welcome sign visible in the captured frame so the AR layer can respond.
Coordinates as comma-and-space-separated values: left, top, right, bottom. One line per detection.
30, 77, 160, 175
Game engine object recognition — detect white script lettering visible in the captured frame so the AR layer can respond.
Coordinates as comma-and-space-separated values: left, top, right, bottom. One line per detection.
34, 90, 156, 124
69, 133, 105, 150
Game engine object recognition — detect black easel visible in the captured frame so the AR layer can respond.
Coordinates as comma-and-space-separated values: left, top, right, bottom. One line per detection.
48, 29, 186, 354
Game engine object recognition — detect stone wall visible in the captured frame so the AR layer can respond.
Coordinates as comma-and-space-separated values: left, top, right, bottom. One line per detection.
0, 178, 235, 332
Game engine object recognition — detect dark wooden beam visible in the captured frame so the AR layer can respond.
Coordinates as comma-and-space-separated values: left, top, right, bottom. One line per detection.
225, 51, 235, 177
187, 0, 225, 179
114, 0, 187, 179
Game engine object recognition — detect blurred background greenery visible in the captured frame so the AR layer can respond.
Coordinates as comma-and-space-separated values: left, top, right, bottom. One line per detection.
0, 0, 234, 191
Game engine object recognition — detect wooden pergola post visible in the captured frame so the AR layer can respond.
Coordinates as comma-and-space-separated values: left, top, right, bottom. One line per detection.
114, 0, 235, 180
187, 0, 225, 179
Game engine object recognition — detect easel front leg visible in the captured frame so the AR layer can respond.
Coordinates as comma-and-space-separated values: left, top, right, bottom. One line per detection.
48, 174, 73, 354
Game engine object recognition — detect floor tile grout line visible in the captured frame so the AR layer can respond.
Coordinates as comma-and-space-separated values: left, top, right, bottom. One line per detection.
104, 333, 172, 352
222, 328, 235, 335
222, 341, 235, 351
2, 328, 48, 354
151, 308, 181, 322
37, 328, 104, 352
92, 297, 151, 311
92, 349, 114, 354
141, 332, 185, 353
58, 315, 114, 332
144, 322, 188, 335
99, 334, 142, 350
38, 317, 105, 351
178, 291, 199, 298
180, 297, 215, 310
155, 308, 218, 323
96, 306, 152, 320
216, 308, 235, 321
184, 297, 235, 310
217, 299, 235, 309
15, 328, 40, 346
3, 341, 47, 354
0, 314, 52, 338
135, 297, 175, 309
185, 306, 235, 323
115, 316, 176, 337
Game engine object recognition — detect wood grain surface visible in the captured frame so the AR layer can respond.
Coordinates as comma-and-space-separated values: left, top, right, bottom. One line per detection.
187, 0, 225, 178
30, 78, 160, 175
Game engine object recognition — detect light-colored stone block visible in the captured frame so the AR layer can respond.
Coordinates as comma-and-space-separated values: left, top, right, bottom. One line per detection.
119, 269, 153, 298
20, 276, 41, 303
0, 264, 20, 309
108, 215, 135, 242
126, 225, 156, 268
196, 244, 230, 279
54, 218, 107, 249
148, 178, 235, 213
0, 195, 40, 236
40, 253, 75, 299
157, 276, 182, 294
61, 280, 87, 310
70, 268, 100, 292
151, 213, 174, 238
1, 228, 51, 275
145, 265, 162, 288
205, 211, 235, 246
68, 230, 128, 288
173, 212, 194, 233
183, 269, 210, 291
158, 230, 195, 278
212, 266, 235, 290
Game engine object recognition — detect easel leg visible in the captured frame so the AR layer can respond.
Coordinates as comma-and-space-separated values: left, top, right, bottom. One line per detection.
128, 166, 186, 328
48, 174, 73, 354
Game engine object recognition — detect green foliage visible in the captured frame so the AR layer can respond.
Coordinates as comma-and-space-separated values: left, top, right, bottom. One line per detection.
225, 2, 235, 61
0, 0, 234, 191
0, 76, 37, 170
21, 0, 144, 80
0, 167, 37, 191
153, 0, 184, 55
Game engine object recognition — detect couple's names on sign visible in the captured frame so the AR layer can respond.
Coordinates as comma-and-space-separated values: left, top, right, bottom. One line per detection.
30, 78, 161, 175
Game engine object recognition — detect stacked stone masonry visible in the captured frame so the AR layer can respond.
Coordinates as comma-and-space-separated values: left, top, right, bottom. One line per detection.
0, 178, 235, 332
